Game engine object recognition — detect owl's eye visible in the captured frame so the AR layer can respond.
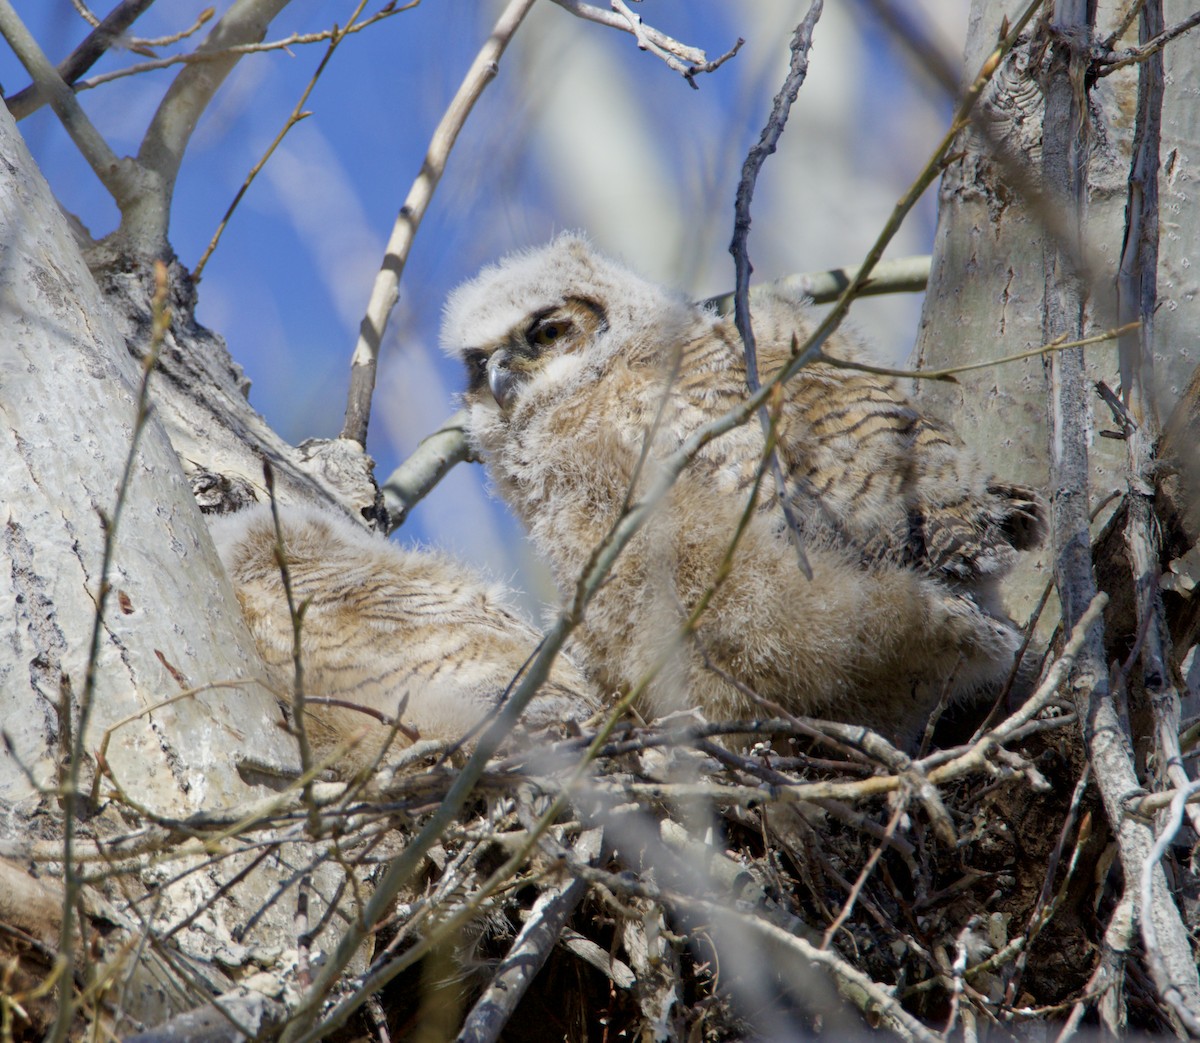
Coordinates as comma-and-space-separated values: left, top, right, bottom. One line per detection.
463, 349, 489, 391
527, 317, 571, 348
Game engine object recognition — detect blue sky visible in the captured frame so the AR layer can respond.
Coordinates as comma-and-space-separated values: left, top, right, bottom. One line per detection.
3, 1, 968, 607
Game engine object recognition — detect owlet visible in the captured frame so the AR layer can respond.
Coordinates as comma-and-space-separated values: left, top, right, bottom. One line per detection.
441, 234, 1045, 746
211, 505, 598, 768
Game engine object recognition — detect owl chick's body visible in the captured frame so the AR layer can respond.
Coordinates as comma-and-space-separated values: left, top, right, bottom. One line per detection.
441, 234, 1045, 746
211, 505, 598, 768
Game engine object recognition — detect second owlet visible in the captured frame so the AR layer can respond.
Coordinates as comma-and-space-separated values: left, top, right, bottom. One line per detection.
211, 505, 598, 769
441, 234, 1046, 746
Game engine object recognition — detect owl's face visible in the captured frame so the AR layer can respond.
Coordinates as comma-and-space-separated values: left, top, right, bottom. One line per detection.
442, 233, 699, 417
459, 296, 607, 411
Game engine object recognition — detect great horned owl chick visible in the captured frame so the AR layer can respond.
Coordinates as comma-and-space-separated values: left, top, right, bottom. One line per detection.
441, 234, 1045, 746
210, 505, 598, 767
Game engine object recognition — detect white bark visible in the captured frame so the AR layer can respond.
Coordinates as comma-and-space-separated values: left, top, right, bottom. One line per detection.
0, 98, 353, 1030
908, 1, 1200, 627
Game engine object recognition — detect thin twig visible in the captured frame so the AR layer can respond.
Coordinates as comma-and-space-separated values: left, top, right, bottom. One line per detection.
817, 321, 1136, 383
1095, 9, 1200, 75
6, 0, 155, 120
549, 0, 740, 85
69, 5, 412, 93
340, 0, 536, 447
0, 0, 145, 207
706, 254, 931, 312
192, 0, 385, 279
820, 800, 905, 950
122, 6, 214, 50
729, 1, 822, 577
46, 261, 170, 1043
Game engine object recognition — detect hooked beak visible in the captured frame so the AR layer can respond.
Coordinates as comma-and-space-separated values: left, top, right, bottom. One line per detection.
487, 350, 520, 409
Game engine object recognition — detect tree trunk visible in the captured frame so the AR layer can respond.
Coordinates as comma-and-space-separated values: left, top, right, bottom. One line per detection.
911, 1, 1200, 633
0, 98, 349, 1032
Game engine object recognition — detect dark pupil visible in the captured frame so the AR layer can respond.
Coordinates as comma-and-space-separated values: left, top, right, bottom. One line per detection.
541, 324, 559, 340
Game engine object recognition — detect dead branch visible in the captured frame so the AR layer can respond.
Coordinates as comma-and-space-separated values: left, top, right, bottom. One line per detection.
5, 0, 155, 119
1041, 4, 1200, 1024
340, 0, 537, 448
549, 0, 740, 85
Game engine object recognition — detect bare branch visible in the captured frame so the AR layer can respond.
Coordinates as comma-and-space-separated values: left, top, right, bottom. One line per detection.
381, 409, 472, 531
192, 0, 408, 279
549, 0, 740, 85
133, 0, 293, 254
729, 2, 823, 578
70, 5, 411, 93
5, 0, 156, 120
340, 0, 537, 447
455, 829, 603, 1042
1096, 8, 1200, 76
0, 0, 147, 207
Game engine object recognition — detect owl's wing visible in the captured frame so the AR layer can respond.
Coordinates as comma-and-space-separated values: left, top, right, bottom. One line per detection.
677, 299, 1045, 583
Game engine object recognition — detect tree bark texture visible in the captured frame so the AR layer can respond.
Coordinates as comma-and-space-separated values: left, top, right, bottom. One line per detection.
911, 0, 1200, 631
0, 99, 354, 1031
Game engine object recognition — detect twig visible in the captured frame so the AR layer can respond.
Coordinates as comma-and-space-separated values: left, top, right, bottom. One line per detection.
1139, 778, 1200, 1035
729, 1, 823, 578
455, 829, 603, 1042
0, 0, 146, 207
69, 6, 412, 92
1103, 0, 1147, 50
820, 800, 905, 950
1095, 9, 1200, 75
340, 0, 536, 447
923, 593, 1106, 785
817, 322, 1136, 383
672, 895, 942, 1043
381, 409, 472, 531
121, 6, 214, 50
1002, 774, 1092, 1006
706, 255, 931, 312
135, 0, 296, 253
549, 0, 740, 85
6, 0, 155, 120
192, 0, 386, 280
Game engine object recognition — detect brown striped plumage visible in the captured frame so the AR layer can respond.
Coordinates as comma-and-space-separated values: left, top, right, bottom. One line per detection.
441, 234, 1046, 747
211, 506, 598, 769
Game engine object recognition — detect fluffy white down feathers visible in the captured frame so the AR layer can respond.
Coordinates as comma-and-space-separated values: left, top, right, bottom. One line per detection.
210, 505, 598, 767
441, 233, 1045, 747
